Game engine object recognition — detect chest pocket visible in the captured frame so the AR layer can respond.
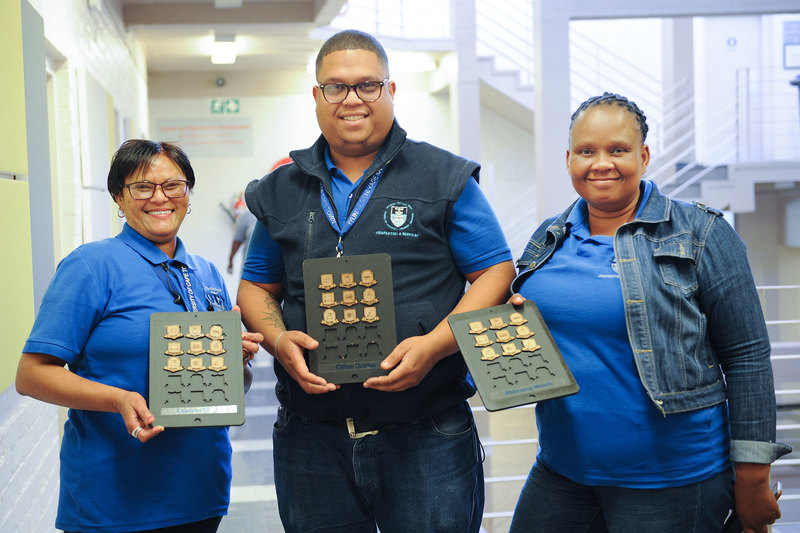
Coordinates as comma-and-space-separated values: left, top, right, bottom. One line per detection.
204, 287, 227, 312
654, 238, 698, 294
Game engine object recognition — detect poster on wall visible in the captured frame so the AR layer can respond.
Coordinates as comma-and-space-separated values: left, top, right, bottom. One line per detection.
155, 117, 253, 158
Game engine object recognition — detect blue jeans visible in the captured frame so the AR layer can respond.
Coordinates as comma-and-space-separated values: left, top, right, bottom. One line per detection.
509, 462, 733, 533
273, 401, 484, 533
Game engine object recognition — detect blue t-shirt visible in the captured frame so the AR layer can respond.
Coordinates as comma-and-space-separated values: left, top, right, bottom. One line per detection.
517, 182, 729, 488
242, 150, 511, 283
23, 224, 233, 532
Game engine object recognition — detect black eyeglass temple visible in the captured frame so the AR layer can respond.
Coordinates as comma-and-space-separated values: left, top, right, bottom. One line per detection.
160, 263, 185, 306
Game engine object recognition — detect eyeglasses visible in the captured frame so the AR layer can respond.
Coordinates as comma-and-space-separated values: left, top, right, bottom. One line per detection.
317, 79, 389, 104
124, 180, 189, 200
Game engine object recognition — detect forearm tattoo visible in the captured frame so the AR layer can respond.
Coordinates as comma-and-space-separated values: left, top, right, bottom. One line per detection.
262, 291, 286, 331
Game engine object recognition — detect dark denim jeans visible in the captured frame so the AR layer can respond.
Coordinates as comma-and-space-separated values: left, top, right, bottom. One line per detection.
509, 462, 733, 533
272, 401, 484, 533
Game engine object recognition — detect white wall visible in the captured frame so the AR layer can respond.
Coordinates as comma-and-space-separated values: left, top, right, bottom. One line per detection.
736, 187, 800, 345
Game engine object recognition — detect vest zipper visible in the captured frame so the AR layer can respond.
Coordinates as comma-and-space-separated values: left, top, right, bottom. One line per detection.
305, 211, 316, 258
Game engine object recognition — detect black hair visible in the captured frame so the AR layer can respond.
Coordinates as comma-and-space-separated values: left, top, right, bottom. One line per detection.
570, 92, 649, 144
315, 29, 390, 79
107, 139, 195, 200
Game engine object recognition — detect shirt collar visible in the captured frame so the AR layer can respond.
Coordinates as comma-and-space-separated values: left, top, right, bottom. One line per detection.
116, 223, 196, 269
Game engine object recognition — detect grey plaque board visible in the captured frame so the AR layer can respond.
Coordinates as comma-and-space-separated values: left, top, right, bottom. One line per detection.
149, 311, 245, 427
448, 300, 579, 411
303, 253, 397, 384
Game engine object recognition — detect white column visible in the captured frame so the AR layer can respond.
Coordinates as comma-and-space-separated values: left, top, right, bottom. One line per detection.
533, 0, 575, 220
451, 0, 481, 161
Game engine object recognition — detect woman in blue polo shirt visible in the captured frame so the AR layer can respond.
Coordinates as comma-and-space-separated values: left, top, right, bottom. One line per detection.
16, 140, 262, 533
508, 93, 789, 533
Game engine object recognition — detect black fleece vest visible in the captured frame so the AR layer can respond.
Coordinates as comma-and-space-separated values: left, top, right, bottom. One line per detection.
246, 121, 480, 423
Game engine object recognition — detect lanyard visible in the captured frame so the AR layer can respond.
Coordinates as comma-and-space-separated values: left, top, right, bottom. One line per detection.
319, 168, 384, 256
179, 264, 199, 312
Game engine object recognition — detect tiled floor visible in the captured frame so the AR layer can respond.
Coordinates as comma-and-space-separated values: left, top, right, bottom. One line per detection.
218, 352, 285, 532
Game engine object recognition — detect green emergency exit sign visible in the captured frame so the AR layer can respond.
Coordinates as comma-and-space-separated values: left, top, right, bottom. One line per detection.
211, 98, 240, 114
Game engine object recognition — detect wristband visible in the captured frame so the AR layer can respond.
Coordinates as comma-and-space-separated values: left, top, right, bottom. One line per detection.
274, 330, 287, 357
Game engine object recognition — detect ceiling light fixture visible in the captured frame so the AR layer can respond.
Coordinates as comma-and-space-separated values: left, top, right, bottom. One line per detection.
211, 34, 237, 64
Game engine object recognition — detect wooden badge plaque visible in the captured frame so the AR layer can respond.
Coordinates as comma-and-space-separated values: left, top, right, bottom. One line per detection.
302, 253, 397, 384
447, 300, 579, 411
149, 311, 245, 427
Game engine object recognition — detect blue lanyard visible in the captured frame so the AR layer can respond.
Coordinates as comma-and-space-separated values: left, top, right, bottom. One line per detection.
179, 264, 199, 312
319, 168, 384, 256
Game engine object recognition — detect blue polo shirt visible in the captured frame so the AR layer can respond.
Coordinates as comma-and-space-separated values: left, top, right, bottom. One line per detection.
23, 223, 233, 532
516, 182, 728, 488
243, 149, 511, 283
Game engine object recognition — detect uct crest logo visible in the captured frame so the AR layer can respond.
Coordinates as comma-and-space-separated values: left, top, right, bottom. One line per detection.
384, 202, 414, 230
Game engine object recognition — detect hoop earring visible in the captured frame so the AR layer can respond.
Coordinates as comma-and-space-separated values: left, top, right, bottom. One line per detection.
187, 203, 192, 214
118, 209, 125, 218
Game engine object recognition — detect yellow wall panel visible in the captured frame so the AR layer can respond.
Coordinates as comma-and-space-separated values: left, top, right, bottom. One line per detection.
0, 0, 28, 175
0, 180, 35, 391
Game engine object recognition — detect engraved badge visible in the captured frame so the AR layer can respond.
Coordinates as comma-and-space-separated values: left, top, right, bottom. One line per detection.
187, 357, 207, 372
209, 356, 227, 372
495, 330, 515, 343
207, 325, 225, 340
320, 292, 338, 308
509, 312, 528, 326
339, 272, 357, 289
187, 340, 205, 355
360, 287, 379, 305
341, 290, 357, 307
164, 356, 184, 372
342, 308, 360, 324
502, 342, 521, 356
359, 269, 377, 287
186, 324, 204, 339
362, 306, 380, 323
489, 316, 509, 330
521, 338, 543, 352
474, 334, 493, 347
468, 321, 488, 334
319, 273, 337, 290
515, 325, 534, 339
321, 309, 339, 326
480, 346, 501, 361
165, 341, 184, 356
208, 339, 226, 355
164, 324, 183, 339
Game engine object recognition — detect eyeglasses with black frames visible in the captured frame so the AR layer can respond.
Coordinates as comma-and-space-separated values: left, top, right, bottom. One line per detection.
317, 79, 389, 104
124, 180, 189, 200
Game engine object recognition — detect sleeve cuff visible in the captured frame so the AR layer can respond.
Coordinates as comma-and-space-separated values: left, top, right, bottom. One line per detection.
730, 439, 793, 463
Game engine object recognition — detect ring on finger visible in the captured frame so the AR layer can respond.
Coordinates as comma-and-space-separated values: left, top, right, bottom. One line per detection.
131, 426, 144, 439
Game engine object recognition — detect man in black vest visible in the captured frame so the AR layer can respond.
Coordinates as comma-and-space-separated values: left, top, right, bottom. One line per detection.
238, 29, 515, 533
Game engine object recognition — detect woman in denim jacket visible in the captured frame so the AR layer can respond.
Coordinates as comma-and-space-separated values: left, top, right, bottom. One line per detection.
508, 93, 790, 533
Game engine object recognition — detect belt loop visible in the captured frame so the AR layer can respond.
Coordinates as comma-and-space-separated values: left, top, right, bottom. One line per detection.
346, 417, 379, 439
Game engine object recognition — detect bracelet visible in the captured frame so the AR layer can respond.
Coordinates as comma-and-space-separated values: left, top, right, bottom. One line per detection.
274, 330, 287, 357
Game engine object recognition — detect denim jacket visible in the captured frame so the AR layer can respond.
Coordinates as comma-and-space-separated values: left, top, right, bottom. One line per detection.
511, 183, 790, 464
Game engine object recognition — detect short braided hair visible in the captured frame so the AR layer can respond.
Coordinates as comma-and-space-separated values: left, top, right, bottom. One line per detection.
570, 92, 649, 144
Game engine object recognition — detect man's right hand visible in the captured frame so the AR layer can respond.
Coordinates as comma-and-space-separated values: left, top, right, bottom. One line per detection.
275, 330, 339, 394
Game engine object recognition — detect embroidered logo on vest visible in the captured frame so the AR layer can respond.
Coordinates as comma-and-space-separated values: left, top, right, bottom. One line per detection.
384, 202, 414, 230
